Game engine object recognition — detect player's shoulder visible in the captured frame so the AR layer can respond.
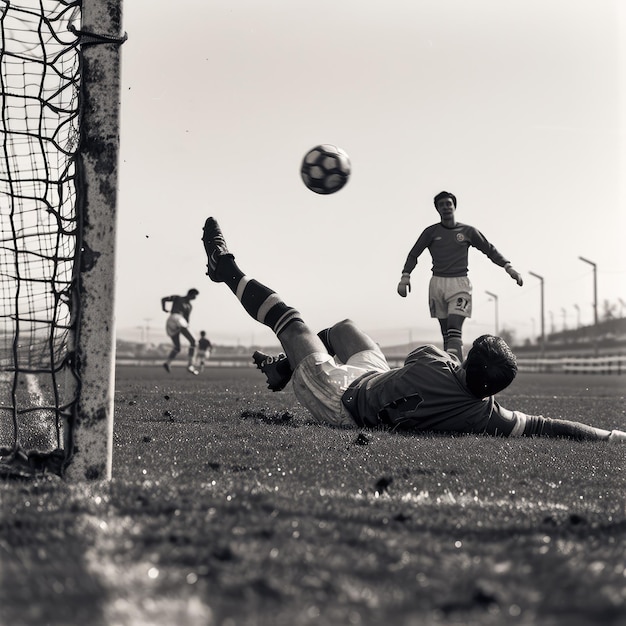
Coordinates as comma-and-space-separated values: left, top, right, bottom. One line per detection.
420, 223, 441, 237
405, 343, 448, 363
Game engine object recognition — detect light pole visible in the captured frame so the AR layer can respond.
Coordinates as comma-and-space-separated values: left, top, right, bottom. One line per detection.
485, 291, 499, 335
528, 272, 545, 354
574, 304, 580, 329
578, 256, 598, 326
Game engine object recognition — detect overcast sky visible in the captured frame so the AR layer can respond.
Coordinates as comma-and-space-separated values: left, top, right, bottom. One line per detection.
116, 0, 625, 349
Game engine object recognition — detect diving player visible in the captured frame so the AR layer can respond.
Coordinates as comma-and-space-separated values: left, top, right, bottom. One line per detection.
201, 216, 625, 443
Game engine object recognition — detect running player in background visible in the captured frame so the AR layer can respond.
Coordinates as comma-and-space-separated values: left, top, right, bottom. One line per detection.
201, 216, 625, 443
197, 331, 213, 372
161, 288, 200, 375
397, 191, 523, 360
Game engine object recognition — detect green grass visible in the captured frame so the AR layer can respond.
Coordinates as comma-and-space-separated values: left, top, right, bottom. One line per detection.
0, 367, 625, 626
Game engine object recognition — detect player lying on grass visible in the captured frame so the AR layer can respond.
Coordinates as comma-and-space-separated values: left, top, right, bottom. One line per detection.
202, 217, 625, 442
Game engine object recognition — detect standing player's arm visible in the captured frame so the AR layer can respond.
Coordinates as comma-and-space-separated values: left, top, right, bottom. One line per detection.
468, 227, 523, 286
161, 296, 172, 313
398, 230, 431, 297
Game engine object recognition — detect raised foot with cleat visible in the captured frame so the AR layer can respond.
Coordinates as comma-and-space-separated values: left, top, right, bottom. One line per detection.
202, 217, 234, 282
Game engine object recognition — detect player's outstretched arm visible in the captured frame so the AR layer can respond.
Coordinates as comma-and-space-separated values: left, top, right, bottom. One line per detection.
504, 263, 523, 286
486, 403, 625, 441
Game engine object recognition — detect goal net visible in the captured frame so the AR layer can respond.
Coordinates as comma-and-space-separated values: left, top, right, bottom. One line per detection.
0, 0, 121, 479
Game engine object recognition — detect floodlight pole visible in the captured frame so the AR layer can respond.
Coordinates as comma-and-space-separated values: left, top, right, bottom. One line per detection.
578, 256, 598, 326
485, 291, 499, 335
528, 272, 545, 355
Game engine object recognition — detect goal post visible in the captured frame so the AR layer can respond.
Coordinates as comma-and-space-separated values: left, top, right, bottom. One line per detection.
0, 0, 124, 480
69, 0, 124, 480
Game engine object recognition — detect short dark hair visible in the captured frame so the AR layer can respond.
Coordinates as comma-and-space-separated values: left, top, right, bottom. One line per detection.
434, 191, 457, 208
187, 288, 199, 297
465, 335, 517, 398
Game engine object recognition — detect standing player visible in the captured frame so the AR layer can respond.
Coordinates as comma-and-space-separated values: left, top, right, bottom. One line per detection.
397, 191, 523, 360
201, 216, 626, 443
196, 330, 213, 372
161, 288, 200, 375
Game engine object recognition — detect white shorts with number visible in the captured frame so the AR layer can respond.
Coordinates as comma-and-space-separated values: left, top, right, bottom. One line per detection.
428, 276, 472, 319
166, 313, 189, 337
291, 349, 390, 427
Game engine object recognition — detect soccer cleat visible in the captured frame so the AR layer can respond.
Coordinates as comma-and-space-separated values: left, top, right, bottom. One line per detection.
202, 217, 234, 282
163, 362, 171, 373
187, 365, 199, 376
252, 350, 292, 392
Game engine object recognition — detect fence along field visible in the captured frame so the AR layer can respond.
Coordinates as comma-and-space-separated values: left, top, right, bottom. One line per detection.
1, 366, 625, 626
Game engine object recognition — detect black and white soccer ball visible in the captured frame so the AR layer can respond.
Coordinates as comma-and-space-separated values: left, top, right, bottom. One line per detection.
300, 144, 351, 195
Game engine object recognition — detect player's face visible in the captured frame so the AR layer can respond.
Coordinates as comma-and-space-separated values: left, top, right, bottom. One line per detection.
436, 197, 456, 219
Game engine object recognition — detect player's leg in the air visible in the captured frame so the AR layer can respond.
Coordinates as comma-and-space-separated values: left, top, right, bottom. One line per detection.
202, 217, 325, 382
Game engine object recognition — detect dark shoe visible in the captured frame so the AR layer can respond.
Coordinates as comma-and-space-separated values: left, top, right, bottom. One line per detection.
163, 362, 171, 373
202, 217, 234, 282
252, 351, 292, 392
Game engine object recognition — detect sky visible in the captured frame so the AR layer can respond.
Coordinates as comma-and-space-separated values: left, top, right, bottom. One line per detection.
116, 0, 625, 349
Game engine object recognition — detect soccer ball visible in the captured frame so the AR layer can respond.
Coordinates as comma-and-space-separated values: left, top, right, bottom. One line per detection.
300, 144, 351, 195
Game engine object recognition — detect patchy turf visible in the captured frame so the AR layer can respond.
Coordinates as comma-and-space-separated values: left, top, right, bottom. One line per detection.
0, 366, 625, 625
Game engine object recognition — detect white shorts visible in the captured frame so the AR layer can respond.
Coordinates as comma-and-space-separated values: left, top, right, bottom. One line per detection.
166, 313, 189, 337
428, 276, 472, 319
291, 349, 390, 427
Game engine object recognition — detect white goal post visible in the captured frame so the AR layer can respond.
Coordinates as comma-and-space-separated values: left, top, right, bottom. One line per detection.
0, 0, 124, 480
69, 0, 124, 480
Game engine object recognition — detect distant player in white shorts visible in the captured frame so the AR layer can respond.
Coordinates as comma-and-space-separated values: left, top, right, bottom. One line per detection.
161, 288, 200, 375
200, 216, 626, 444
397, 191, 523, 359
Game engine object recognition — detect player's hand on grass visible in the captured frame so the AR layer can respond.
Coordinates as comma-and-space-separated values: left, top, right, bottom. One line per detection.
397, 273, 411, 297
505, 264, 523, 286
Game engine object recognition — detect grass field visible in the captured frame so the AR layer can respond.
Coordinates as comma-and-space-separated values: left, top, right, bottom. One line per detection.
1, 365, 625, 626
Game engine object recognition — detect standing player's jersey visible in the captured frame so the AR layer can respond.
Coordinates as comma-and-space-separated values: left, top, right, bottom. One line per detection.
198, 337, 212, 352
167, 296, 193, 321
341, 345, 494, 432
402, 222, 509, 277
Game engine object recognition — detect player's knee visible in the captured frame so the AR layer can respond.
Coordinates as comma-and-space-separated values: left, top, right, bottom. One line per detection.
331, 319, 356, 333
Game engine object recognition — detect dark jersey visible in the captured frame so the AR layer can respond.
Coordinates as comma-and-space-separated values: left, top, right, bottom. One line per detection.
198, 337, 212, 351
166, 295, 193, 321
402, 222, 509, 277
342, 345, 494, 433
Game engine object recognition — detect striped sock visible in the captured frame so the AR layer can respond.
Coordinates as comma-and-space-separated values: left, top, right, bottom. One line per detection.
218, 256, 303, 335
447, 329, 463, 359
236, 277, 302, 335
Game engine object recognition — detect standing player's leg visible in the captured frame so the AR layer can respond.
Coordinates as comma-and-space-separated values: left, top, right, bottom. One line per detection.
437, 318, 449, 352
164, 333, 181, 372
180, 327, 198, 374
445, 277, 472, 360
445, 314, 465, 360
429, 277, 450, 352
202, 217, 326, 376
